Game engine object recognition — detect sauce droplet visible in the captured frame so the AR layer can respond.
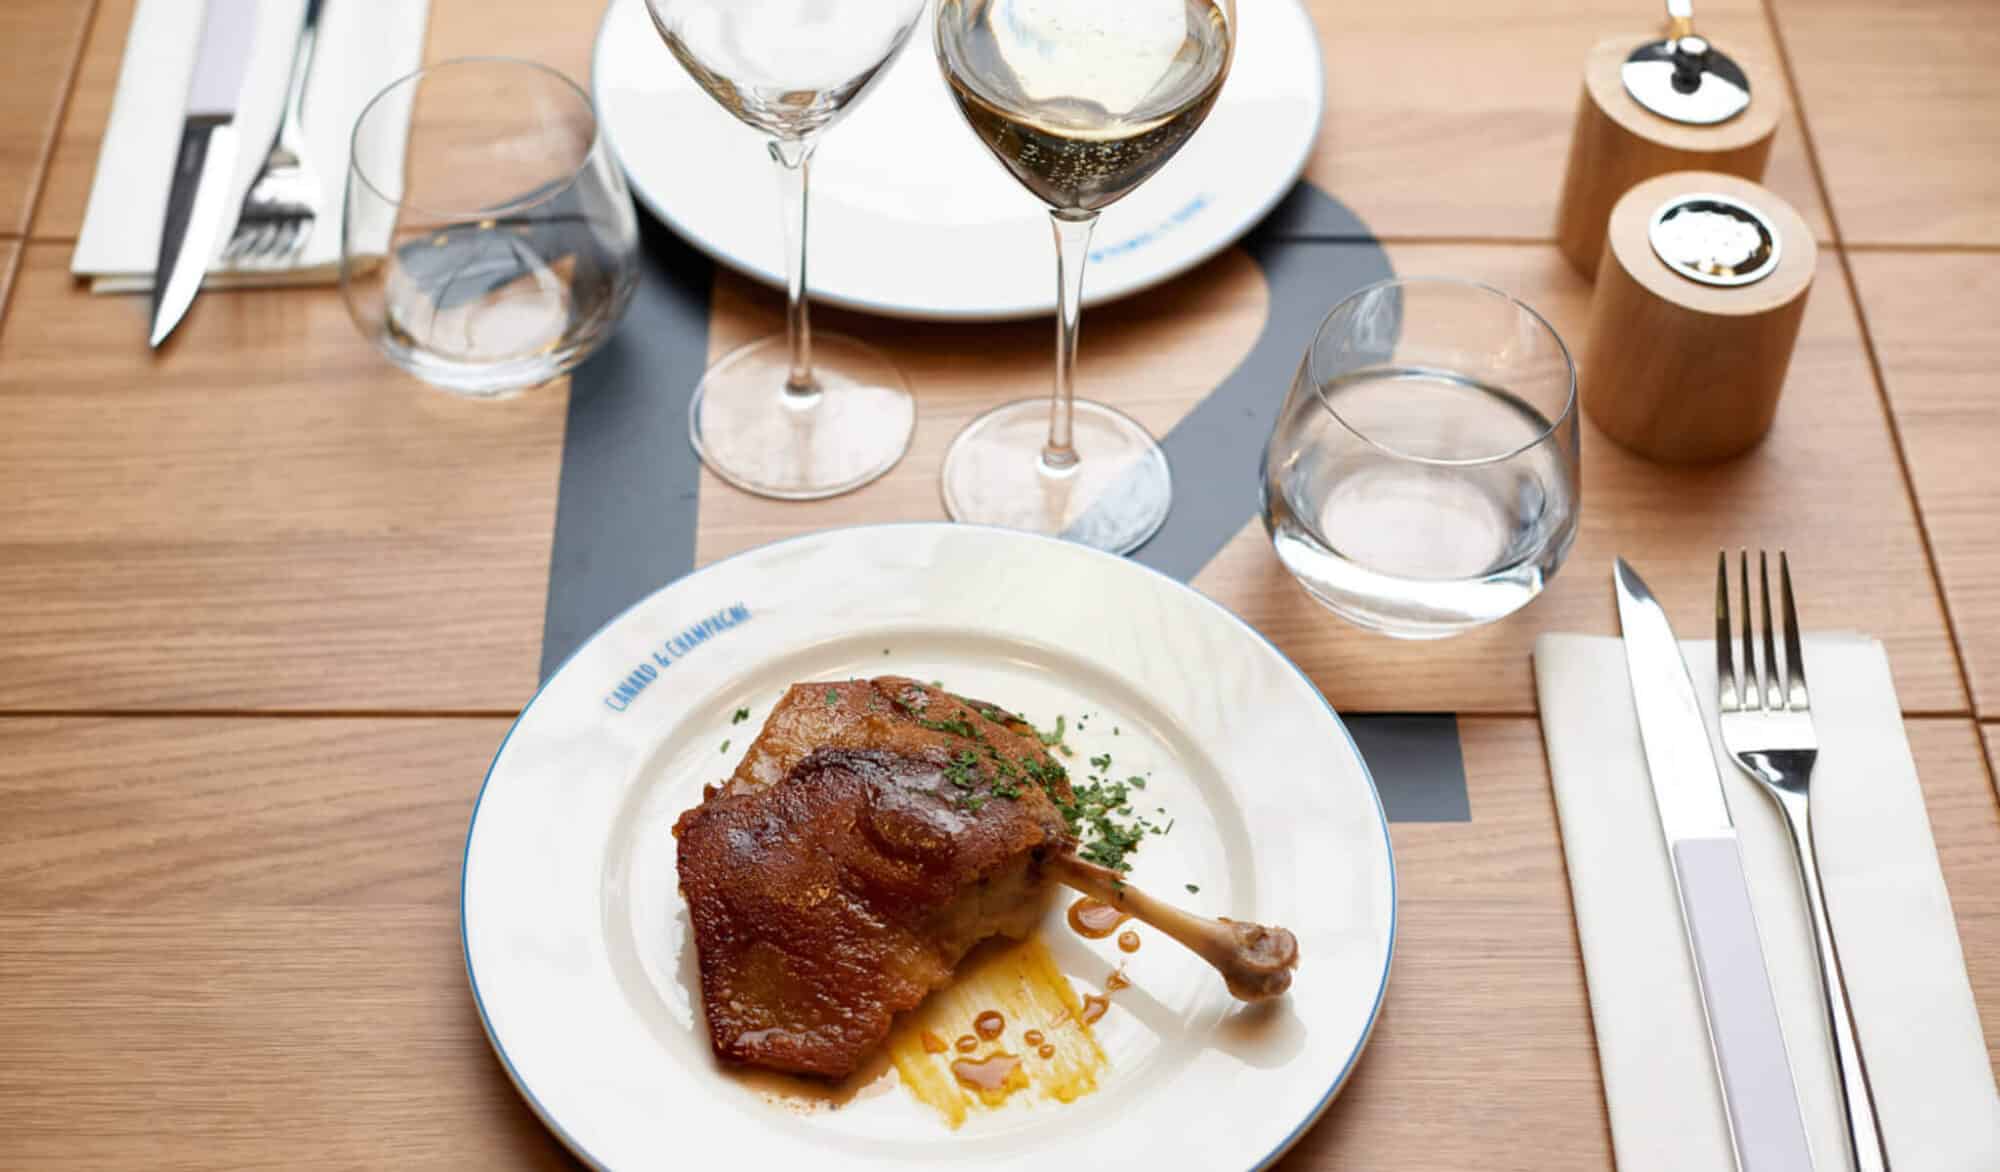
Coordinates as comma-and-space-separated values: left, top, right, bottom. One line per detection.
920, 1030, 948, 1055
1067, 896, 1129, 939
973, 1010, 1005, 1041
954, 1034, 979, 1053
1104, 968, 1130, 992
1078, 993, 1110, 1025
1117, 929, 1141, 953
1022, 1029, 1044, 1047
951, 1052, 1024, 1094
1037, 1043, 1057, 1059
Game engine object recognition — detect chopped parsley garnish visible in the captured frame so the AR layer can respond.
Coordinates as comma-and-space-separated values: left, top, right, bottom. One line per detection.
1127, 776, 1146, 790
918, 715, 980, 739
1036, 715, 1067, 748
943, 750, 981, 790
719, 739, 730, 754
824, 688, 840, 706
731, 707, 750, 724
1185, 883, 1200, 894
1056, 776, 1167, 873
1088, 752, 1113, 772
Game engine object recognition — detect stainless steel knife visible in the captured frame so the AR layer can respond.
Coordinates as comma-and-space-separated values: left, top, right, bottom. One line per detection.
149, 0, 259, 348
1614, 557, 1815, 1172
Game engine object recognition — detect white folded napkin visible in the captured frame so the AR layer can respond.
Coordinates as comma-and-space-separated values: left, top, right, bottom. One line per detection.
71, 0, 430, 291
1535, 632, 2000, 1172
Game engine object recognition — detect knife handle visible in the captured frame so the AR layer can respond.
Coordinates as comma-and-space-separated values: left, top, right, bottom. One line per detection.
1671, 834, 1816, 1172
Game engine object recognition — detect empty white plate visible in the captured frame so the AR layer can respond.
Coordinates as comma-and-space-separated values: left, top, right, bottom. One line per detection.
462, 524, 1395, 1169
590, 0, 1325, 320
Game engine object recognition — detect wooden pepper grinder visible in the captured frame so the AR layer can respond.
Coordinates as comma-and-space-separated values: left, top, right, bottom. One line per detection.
1581, 171, 1815, 463
1555, 0, 1781, 278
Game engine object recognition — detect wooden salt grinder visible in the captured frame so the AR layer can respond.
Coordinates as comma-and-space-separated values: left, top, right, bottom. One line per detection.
1581, 172, 1815, 463
1555, 1, 1781, 278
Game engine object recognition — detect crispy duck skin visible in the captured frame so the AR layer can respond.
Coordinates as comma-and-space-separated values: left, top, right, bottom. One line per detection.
674, 679, 1074, 1077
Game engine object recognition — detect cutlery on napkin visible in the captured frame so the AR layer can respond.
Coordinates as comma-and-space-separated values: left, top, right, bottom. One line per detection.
1535, 632, 2000, 1171
73, 0, 431, 292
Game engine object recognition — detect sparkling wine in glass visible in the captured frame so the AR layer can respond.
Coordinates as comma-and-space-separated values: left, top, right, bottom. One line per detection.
645, 0, 924, 499
936, 0, 1234, 553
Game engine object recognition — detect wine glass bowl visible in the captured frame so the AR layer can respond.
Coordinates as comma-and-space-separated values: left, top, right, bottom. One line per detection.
934, 0, 1236, 553
646, 0, 924, 140
643, 0, 924, 499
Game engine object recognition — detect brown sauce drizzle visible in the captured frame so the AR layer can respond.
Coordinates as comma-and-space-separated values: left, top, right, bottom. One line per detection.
1037, 1043, 1057, 1060
1078, 993, 1110, 1025
1104, 968, 1130, 992
920, 1030, 948, 1055
1066, 896, 1129, 939
973, 1010, 1005, 1040
1021, 1028, 1044, 1047
954, 1034, 980, 1053
1117, 929, 1141, 953
950, 1052, 1022, 1093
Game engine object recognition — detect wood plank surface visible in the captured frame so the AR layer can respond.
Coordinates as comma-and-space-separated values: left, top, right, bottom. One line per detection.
0, 0, 91, 237
0, 246, 566, 712
1301, 0, 1830, 242
1922, 720, 2000, 1075
1280, 717, 1612, 1169
1848, 252, 2000, 718
1773, 0, 2000, 246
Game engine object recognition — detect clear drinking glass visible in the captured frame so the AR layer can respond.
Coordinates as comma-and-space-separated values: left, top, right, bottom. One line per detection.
935, 0, 1236, 553
1261, 277, 1580, 638
341, 58, 639, 398
645, 0, 923, 499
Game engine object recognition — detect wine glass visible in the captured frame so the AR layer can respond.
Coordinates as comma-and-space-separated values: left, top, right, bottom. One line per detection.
644, 0, 924, 498
935, 0, 1235, 553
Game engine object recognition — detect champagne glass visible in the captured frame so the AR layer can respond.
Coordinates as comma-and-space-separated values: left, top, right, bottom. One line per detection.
644, 0, 923, 498
935, 0, 1235, 553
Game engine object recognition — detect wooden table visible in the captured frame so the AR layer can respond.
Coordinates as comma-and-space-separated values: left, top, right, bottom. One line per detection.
2, 0, 1996, 1167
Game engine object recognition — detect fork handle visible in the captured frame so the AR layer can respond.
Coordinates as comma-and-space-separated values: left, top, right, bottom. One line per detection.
279, 0, 325, 135
1778, 796, 1892, 1171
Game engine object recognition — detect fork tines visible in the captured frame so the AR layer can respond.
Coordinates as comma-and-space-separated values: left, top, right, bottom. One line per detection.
1715, 550, 1809, 714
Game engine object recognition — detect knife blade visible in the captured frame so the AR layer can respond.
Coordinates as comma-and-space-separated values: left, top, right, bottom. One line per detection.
149, 0, 259, 348
1614, 558, 1815, 1172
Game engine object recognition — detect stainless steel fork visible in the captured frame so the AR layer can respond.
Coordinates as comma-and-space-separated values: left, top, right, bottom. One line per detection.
225, 0, 325, 265
1717, 550, 1890, 1171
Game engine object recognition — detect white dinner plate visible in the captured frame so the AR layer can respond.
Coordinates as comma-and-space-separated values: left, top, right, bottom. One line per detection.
462, 524, 1395, 1169
590, 0, 1325, 320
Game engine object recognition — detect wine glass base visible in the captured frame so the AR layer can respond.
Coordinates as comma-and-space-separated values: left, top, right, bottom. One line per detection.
688, 333, 915, 500
940, 399, 1172, 555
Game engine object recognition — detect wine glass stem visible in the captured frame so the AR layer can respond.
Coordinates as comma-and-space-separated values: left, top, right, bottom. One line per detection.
1044, 210, 1098, 472
769, 137, 818, 398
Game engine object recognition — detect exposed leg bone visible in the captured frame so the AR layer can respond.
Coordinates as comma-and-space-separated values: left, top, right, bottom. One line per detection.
1048, 853, 1299, 1001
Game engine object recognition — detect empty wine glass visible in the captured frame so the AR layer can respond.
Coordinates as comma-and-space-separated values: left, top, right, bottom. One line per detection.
935, 0, 1235, 553
644, 0, 923, 499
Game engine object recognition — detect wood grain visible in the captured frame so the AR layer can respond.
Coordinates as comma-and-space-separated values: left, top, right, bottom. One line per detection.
1916, 720, 2000, 1075
1772, 0, 2000, 246
1299, 0, 1828, 242
0, 0, 91, 236
0, 246, 566, 711
1281, 718, 1613, 1169
1848, 253, 2000, 718
0, 717, 506, 907
1186, 241, 1963, 715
